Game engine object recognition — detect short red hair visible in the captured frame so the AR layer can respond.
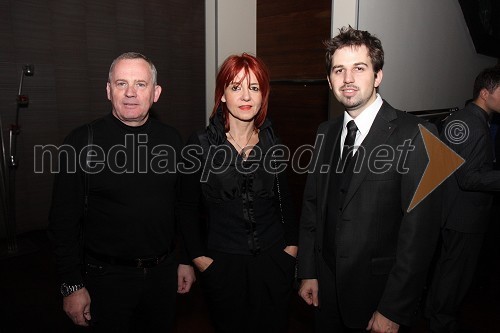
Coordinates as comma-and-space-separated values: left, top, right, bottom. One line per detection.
211, 53, 270, 132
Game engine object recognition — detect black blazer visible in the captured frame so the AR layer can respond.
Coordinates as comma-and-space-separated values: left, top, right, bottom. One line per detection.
440, 102, 500, 233
297, 101, 441, 327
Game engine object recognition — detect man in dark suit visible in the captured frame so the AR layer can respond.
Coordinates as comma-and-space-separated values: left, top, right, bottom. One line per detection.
492, 112, 500, 169
297, 26, 441, 332
425, 66, 500, 333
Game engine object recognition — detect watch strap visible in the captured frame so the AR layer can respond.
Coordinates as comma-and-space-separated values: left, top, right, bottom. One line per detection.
60, 282, 85, 297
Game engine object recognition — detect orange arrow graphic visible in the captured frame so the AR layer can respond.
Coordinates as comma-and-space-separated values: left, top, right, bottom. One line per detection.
407, 124, 465, 212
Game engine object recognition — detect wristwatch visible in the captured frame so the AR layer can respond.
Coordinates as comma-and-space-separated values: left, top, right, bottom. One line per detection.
60, 282, 85, 297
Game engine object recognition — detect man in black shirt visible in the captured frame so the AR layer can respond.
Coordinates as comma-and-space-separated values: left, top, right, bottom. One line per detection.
49, 52, 195, 332
425, 66, 500, 332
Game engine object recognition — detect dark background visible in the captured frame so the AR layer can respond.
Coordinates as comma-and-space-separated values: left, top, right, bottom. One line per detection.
0, 0, 206, 234
0, 0, 499, 332
459, 0, 500, 58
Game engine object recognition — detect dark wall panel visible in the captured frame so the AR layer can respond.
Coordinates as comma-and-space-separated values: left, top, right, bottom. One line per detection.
258, 0, 331, 79
268, 83, 329, 208
257, 0, 331, 213
0, 0, 205, 234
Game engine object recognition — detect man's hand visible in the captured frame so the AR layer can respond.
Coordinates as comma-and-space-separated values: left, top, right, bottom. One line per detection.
298, 278, 319, 307
177, 264, 196, 294
366, 311, 400, 333
63, 287, 91, 326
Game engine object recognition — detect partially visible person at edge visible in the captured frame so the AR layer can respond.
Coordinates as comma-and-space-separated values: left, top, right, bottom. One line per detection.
425, 66, 500, 333
491, 110, 500, 169
177, 53, 298, 333
297, 26, 441, 333
49, 52, 195, 332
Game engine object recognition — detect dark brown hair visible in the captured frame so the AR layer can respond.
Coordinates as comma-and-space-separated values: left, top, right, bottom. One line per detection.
324, 26, 384, 75
473, 66, 500, 100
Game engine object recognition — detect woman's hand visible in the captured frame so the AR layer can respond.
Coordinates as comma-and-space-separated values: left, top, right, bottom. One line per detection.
193, 256, 214, 272
284, 245, 298, 258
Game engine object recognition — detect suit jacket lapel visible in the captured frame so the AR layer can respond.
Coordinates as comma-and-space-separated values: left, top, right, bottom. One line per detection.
342, 102, 398, 210
319, 119, 342, 217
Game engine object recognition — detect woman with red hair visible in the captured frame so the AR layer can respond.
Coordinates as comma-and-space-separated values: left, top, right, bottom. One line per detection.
177, 53, 298, 332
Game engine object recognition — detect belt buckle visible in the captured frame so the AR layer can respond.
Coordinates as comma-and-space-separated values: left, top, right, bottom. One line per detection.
136, 258, 143, 268
136, 257, 159, 268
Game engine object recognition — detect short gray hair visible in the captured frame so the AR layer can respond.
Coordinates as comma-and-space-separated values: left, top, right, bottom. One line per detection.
108, 52, 158, 84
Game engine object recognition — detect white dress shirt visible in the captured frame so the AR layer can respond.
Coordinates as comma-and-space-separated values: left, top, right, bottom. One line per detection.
340, 94, 383, 156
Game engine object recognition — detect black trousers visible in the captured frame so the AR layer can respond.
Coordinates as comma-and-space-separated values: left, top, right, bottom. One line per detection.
84, 253, 178, 333
425, 228, 484, 333
201, 244, 296, 333
316, 258, 411, 333
315, 258, 366, 333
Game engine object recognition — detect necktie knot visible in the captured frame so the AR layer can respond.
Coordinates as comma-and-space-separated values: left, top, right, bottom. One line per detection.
347, 120, 358, 134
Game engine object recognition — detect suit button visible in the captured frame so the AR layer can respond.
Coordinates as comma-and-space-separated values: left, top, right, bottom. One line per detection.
340, 189, 346, 194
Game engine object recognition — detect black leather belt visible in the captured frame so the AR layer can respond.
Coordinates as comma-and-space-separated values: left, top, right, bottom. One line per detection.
86, 248, 170, 268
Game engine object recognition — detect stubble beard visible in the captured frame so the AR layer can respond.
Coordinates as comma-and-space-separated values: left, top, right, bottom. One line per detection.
340, 95, 362, 112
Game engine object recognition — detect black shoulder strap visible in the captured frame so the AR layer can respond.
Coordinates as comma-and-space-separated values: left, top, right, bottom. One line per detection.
83, 123, 93, 216
197, 131, 211, 158
80, 123, 93, 274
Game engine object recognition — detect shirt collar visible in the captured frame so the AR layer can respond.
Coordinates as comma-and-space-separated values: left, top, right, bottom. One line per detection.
470, 102, 490, 124
342, 93, 383, 135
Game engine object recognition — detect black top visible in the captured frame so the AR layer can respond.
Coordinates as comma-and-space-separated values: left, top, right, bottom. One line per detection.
49, 113, 183, 284
493, 112, 500, 169
440, 102, 500, 233
177, 111, 298, 260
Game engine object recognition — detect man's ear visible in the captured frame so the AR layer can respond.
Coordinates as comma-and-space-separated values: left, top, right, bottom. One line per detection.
374, 70, 383, 88
479, 88, 489, 101
106, 82, 111, 101
154, 85, 162, 102
327, 75, 332, 90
